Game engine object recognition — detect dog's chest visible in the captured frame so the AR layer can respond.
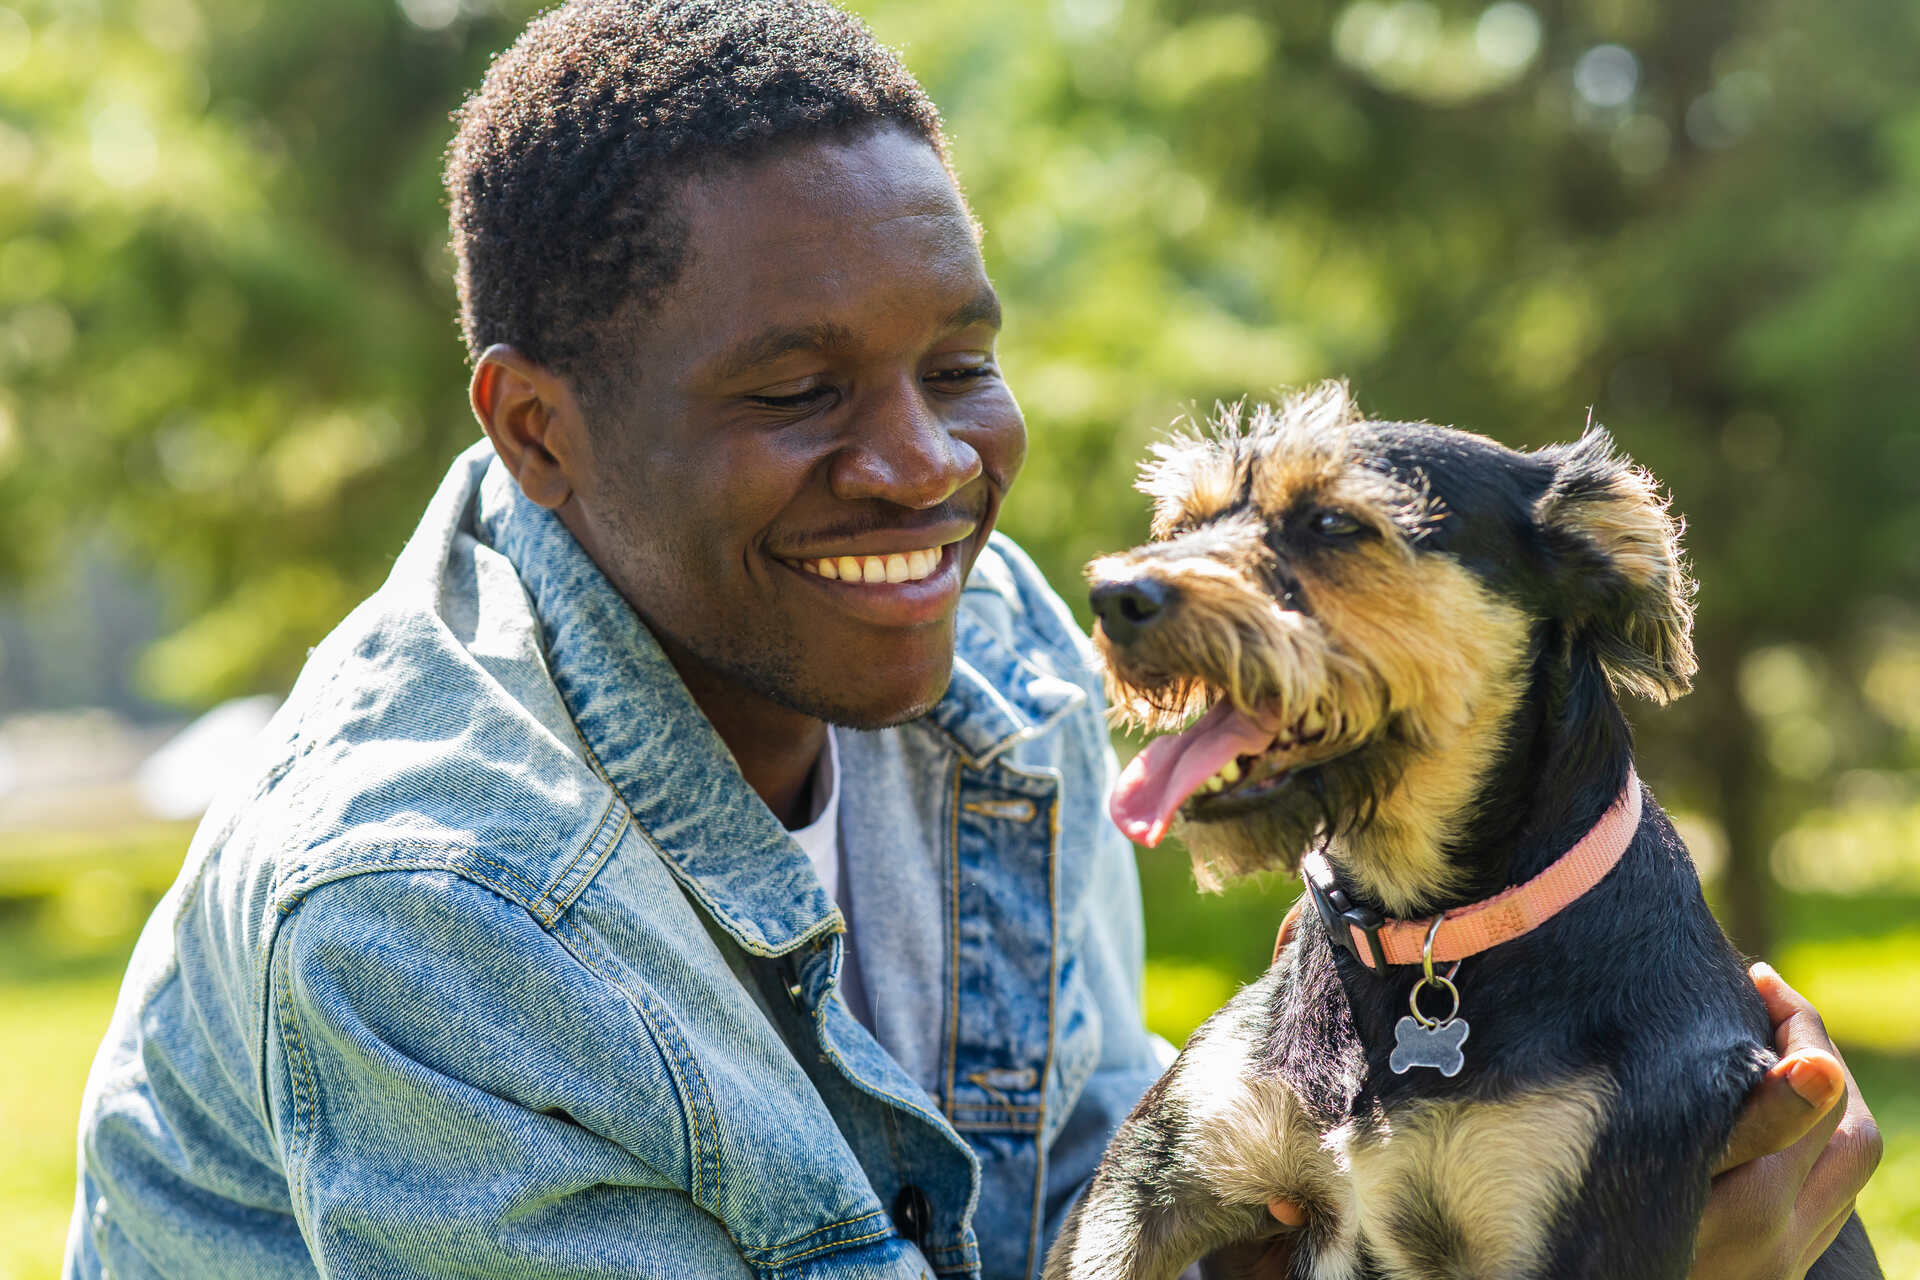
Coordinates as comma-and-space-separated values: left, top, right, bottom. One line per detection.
1305, 1075, 1614, 1280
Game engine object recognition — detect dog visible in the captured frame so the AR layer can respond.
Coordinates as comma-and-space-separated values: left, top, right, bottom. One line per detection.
1046, 383, 1876, 1279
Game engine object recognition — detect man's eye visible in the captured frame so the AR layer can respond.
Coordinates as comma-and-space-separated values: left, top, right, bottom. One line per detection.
748, 386, 832, 409
928, 363, 996, 388
1313, 509, 1363, 538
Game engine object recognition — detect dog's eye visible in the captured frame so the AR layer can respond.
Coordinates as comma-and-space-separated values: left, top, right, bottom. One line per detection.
1313, 509, 1363, 539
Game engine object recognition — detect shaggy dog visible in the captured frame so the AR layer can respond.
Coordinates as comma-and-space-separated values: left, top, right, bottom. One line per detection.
1046, 384, 1876, 1279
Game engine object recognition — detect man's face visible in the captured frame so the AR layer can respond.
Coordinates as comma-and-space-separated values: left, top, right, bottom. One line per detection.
562, 125, 1026, 730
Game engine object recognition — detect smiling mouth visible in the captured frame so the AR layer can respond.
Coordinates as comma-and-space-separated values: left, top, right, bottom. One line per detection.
784, 544, 953, 584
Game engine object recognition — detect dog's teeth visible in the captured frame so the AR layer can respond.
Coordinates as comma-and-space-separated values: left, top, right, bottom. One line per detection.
1219, 759, 1241, 784
1299, 707, 1326, 737
1202, 775, 1225, 793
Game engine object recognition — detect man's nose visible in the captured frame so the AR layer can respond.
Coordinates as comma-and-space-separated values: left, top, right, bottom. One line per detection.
830, 380, 982, 508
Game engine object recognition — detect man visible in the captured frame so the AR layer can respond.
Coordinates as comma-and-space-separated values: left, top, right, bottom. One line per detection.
67, 2, 1877, 1277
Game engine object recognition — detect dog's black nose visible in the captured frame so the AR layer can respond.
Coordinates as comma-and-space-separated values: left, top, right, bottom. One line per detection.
1090, 578, 1178, 646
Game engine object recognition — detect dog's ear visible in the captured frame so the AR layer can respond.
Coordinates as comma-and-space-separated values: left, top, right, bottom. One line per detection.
1532, 427, 1697, 704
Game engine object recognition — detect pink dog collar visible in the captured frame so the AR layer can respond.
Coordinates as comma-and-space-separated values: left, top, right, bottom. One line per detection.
1302, 771, 1643, 971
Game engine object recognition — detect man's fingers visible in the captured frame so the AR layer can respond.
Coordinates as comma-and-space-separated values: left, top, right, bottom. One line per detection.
1272, 898, 1304, 965
1712, 1051, 1844, 1175
1753, 963, 1833, 1062
1752, 961, 1884, 1193
1796, 1204, 1858, 1276
1267, 1197, 1308, 1228
1803, 1095, 1885, 1212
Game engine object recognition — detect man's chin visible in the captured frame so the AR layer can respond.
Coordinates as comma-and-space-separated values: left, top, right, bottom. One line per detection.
802, 668, 954, 732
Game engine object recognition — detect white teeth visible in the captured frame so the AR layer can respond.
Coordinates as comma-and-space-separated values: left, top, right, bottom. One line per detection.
1201, 758, 1243, 794
796, 546, 946, 585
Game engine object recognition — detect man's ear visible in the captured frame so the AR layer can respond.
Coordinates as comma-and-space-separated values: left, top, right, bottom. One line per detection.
470, 344, 588, 511
1532, 426, 1698, 704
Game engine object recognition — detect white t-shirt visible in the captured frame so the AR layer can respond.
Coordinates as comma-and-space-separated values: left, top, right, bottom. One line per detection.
787, 729, 871, 1029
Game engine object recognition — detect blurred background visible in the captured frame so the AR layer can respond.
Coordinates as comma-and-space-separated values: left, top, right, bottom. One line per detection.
2, 0, 1916, 1273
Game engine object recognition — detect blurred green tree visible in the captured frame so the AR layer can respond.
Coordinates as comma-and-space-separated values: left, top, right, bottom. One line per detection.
3, 0, 1915, 949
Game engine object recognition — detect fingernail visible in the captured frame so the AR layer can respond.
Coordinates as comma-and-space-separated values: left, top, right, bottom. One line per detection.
1785, 1056, 1841, 1110
1750, 961, 1778, 983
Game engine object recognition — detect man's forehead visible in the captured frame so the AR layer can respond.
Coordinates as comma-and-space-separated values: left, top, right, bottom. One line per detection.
676, 125, 972, 245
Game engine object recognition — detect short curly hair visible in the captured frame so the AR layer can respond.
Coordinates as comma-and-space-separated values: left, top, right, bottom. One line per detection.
445, 0, 949, 402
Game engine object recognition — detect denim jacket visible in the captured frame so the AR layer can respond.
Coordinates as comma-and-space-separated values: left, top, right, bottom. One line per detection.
67, 444, 1164, 1280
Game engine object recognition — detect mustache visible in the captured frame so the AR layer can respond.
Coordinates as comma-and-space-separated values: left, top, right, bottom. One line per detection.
798, 499, 985, 546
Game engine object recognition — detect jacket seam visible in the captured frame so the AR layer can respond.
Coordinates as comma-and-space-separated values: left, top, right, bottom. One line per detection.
942, 758, 964, 1120
737, 1210, 893, 1263
739, 1209, 889, 1256
272, 916, 321, 1211
274, 844, 548, 918
1025, 765, 1064, 1280
550, 913, 720, 1214
760, 1222, 894, 1267
537, 796, 629, 923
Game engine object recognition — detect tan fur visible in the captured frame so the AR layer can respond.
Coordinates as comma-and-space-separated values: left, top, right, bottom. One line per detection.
1136, 384, 1437, 544
1086, 538, 1305, 730
1308, 554, 1531, 914
1344, 1075, 1615, 1278
1534, 428, 1697, 704
1097, 384, 1533, 910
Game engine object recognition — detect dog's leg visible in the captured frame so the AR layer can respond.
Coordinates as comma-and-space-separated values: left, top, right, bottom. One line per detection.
1046, 1166, 1275, 1280
1046, 971, 1354, 1280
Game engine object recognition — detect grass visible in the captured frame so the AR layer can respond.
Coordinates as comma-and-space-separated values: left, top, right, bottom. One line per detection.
2, 829, 1915, 1278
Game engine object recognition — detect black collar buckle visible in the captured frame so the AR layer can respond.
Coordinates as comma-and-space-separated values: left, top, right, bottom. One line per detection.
1302, 851, 1390, 971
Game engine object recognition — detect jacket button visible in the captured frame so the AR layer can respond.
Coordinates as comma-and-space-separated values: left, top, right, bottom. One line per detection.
892, 1184, 932, 1249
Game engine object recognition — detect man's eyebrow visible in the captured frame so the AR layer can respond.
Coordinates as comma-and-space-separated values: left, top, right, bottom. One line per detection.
708, 322, 857, 382
945, 288, 1002, 333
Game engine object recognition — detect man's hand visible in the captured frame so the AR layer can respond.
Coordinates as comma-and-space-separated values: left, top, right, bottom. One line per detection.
1692, 963, 1883, 1279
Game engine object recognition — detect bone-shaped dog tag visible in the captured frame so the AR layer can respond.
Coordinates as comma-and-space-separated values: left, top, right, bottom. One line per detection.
1389, 1015, 1470, 1076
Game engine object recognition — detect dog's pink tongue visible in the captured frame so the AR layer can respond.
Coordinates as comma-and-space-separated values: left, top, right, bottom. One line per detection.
1110, 702, 1279, 847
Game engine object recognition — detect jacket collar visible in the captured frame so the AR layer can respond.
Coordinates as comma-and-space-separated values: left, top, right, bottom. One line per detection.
472, 454, 1077, 956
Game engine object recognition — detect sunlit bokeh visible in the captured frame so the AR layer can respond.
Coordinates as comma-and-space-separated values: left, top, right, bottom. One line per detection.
2, 0, 1916, 1273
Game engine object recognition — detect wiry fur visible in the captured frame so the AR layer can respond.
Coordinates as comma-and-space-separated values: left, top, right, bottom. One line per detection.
1054, 385, 1878, 1280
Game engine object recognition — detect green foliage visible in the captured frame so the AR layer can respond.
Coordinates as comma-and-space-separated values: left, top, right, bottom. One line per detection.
3, 0, 1917, 942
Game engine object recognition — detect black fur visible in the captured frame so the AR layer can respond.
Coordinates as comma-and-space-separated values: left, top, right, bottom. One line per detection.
1052, 411, 1879, 1280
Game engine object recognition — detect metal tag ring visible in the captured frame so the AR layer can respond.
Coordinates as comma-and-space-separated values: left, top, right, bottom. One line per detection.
1408, 973, 1461, 1029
